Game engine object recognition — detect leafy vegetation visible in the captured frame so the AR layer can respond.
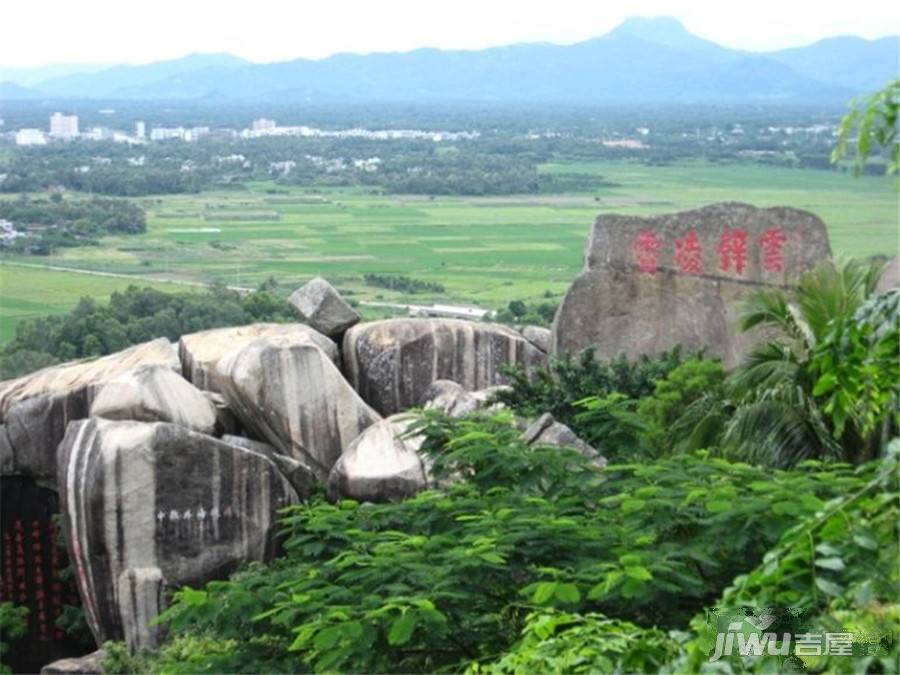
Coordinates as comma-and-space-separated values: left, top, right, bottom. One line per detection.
0, 603, 28, 674
676, 440, 900, 673
832, 78, 899, 182
679, 259, 898, 467
491, 346, 694, 443
493, 298, 559, 327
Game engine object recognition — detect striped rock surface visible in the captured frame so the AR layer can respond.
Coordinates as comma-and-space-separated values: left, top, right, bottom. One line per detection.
178, 323, 337, 393
57, 418, 298, 652
328, 413, 428, 502
90, 365, 218, 435
342, 319, 547, 416
222, 434, 317, 499
0, 338, 180, 485
214, 336, 380, 480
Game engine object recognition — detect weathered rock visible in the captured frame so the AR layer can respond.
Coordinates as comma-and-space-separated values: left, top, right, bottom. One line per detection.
203, 391, 244, 436
178, 323, 337, 393
343, 318, 547, 415
876, 257, 899, 294
90, 365, 217, 435
521, 325, 551, 353
222, 434, 317, 499
41, 650, 106, 674
58, 418, 298, 652
328, 414, 427, 502
214, 336, 380, 479
522, 413, 606, 467
288, 277, 361, 337
0, 339, 180, 485
552, 203, 832, 367
421, 380, 480, 417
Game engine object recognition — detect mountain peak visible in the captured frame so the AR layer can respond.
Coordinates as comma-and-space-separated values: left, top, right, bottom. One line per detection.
610, 17, 690, 39
607, 16, 720, 53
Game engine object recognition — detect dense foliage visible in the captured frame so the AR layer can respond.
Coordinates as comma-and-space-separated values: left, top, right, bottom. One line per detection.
100, 410, 890, 674
0, 195, 145, 253
493, 298, 559, 327
491, 346, 695, 443
0, 603, 28, 675
363, 274, 445, 294
0, 284, 298, 379
679, 260, 898, 467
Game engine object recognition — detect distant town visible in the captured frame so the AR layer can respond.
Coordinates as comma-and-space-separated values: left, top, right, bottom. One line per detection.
2, 112, 481, 147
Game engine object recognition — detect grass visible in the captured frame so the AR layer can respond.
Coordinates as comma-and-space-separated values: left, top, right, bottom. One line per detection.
0, 160, 896, 344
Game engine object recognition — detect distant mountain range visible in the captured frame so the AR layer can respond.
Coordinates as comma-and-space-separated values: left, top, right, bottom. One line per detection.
2, 18, 896, 103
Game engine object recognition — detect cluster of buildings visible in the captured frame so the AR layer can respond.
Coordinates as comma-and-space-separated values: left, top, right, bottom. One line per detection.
12, 113, 150, 146
241, 118, 479, 142
8, 114, 479, 147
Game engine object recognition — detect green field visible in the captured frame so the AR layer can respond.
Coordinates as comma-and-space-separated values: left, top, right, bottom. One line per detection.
0, 264, 201, 342
1, 161, 897, 343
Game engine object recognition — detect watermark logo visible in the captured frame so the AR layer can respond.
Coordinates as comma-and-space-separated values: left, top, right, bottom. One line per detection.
706, 607, 890, 663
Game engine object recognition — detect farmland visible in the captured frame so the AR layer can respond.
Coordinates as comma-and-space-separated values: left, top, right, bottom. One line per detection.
0, 160, 896, 342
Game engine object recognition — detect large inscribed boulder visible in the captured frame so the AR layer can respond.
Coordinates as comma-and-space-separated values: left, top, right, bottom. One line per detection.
551, 202, 831, 366
57, 418, 298, 652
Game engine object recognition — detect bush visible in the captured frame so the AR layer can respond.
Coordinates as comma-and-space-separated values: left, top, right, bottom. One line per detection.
676, 440, 900, 673
475, 610, 679, 674
0, 603, 28, 674
492, 347, 693, 437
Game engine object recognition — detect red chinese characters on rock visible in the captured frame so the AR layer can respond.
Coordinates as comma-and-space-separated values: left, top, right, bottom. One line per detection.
631, 230, 663, 274
674, 230, 704, 275
31, 520, 49, 641
630, 227, 790, 278
717, 229, 748, 275
759, 228, 788, 272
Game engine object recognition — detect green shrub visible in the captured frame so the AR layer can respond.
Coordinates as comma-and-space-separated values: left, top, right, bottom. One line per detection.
637, 357, 728, 453
0, 603, 29, 674
676, 439, 900, 673
492, 347, 693, 436
474, 610, 679, 674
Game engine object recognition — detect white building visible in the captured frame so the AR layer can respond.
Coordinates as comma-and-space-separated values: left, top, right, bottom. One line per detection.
16, 129, 47, 146
135, 121, 146, 139
252, 118, 276, 132
49, 113, 79, 138
184, 126, 210, 142
150, 127, 185, 141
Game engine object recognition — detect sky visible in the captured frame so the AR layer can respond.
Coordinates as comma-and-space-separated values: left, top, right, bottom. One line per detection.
2, 0, 898, 68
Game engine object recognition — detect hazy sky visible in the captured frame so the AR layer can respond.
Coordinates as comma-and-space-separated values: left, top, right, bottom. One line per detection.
3, 0, 898, 68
